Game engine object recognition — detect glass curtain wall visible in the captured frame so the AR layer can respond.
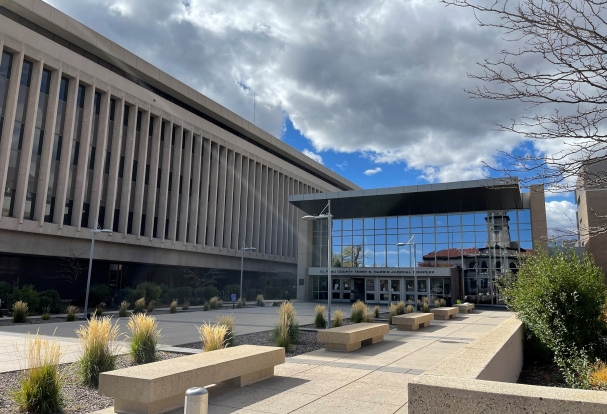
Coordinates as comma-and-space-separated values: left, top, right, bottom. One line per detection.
311, 209, 532, 305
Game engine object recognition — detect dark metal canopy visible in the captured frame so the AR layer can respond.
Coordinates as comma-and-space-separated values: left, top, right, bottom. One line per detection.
289, 178, 524, 219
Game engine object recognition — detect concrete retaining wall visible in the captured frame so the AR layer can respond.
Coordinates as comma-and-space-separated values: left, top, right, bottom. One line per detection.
409, 316, 607, 413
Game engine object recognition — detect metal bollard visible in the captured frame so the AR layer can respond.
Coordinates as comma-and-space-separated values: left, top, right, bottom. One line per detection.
184, 387, 208, 414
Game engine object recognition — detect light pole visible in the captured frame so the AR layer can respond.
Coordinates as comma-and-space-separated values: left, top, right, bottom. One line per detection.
83, 220, 112, 318
240, 245, 256, 301
302, 200, 332, 328
397, 235, 417, 312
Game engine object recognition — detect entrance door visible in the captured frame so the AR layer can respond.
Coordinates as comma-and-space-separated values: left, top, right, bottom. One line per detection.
352, 278, 364, 303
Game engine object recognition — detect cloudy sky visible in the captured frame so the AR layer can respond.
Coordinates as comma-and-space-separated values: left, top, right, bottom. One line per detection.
45, 0, 576, 235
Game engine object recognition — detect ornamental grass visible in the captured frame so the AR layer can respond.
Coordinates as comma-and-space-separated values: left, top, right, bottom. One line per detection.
118, 301, 129, 317
132, 298, 146, 314
350, 300, 371, 323
209, 296, 222, 309
197, 322, 227, 352
217, 315, 236, 347
273, 301, 299, 350
75, 316, 120, 387
66, 305, 78, 322
169, 300, 178, 313
332, 309, 344, 327
127, 313, 161, 364
388, 303, 398, 325
12, 301, 28, 323
256, 294, 265, 307
373, 305, 380, 318
12, 334, 64, 414
314, 304, 327, 329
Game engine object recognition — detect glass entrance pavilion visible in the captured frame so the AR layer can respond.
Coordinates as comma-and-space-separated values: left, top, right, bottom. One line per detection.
289, 178, 547, 306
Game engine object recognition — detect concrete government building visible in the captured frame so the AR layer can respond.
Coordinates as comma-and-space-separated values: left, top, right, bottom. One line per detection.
0, 0, 359, 298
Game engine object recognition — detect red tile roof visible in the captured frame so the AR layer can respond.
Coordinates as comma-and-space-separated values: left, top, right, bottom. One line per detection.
423, 248, 481, 259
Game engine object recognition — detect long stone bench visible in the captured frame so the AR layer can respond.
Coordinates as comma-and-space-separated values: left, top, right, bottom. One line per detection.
317, 323, 389, 352
430, 307, 459, 320
454, 303, 474, 313
392, 313, 434, 331
98, 345, 285, 414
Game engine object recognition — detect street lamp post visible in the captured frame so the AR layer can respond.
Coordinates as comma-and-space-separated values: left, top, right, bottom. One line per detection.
83, 221, 112, 318
302, 200, 332, 328
240, 245, 256, 301
397, 235, 417, 311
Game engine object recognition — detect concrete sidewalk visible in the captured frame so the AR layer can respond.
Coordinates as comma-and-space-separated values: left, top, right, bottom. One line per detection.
92, 308, 511, 414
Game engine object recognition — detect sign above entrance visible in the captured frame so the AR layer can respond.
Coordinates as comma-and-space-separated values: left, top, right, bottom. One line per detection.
308, 267, 452, 277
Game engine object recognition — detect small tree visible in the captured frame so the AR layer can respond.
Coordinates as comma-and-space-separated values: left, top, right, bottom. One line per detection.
46, 247, 86, 285
180, 267, 223, 289
500, 247, 606, 388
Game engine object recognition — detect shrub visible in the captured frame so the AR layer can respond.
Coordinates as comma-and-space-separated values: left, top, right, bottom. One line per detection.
11, 285, 39, 314
500, 247, 607, 389
373, 305, 380, 318
333, 309, 344, 327
456, 298, 462, 304
223, 284, 240, 296
135, 282, 162, 303
12, 301, 28, 323
217, 315, 236, 347
66, 305, 78, 322
182, 301, 190, 310
76, 316, 119, 387
127, 314, 161, 364
350, 300, 371, 323
118, 301, 129, 318
590, 361, 607, 390
94, 302, 106, 318
12, 335, 64, 414
165, 286, 193, 304
273, 301, 299, 350
169, 300, 178, 313
203, 301, 209, 311
88, 285, 110, 308
41, 306, 51, 321
314, 304, 327, 329
256, 294, 265, 307
132, 298, 146, 314
209, 296, 222, 309
146, 300, 157, 313
113, 288, 136, 307
198, 322, 227, 351
265, 286, 281, 299
199, 286, 218, 301
38, 290, 62, 314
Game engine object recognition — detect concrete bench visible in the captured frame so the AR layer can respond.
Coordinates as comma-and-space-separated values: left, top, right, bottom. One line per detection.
392, 313, 434, 331
454, 303, 474, 313
317, 323, 389, 352
98, 345, 284, 414
430, 307, 459, 320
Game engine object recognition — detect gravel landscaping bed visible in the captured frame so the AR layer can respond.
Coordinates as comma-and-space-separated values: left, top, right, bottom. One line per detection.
180, 330, 326, 357
0, 351, 185, 414
0, 317, 66, 326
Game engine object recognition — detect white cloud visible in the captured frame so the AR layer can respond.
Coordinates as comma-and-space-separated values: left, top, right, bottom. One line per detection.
336, 161, 348, 170
545, 200, 577, 236
45, 0, 532, 182
302, 149, 323, 165
364, 167, 382, 176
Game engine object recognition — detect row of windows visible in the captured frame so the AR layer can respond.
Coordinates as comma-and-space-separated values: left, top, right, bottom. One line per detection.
0, 51, 312, 257
0, 6, 345, 191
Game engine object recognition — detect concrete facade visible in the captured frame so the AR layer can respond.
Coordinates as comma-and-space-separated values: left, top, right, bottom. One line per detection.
576, 160, 607, 277
0, 0, 359, 285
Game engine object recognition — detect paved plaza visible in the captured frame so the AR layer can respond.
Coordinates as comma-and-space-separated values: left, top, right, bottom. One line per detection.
86, 307, 511, 414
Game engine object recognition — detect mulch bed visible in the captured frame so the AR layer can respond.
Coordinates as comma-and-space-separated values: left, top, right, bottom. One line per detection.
517, 361, 568, 388
0, 351, 185, 414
